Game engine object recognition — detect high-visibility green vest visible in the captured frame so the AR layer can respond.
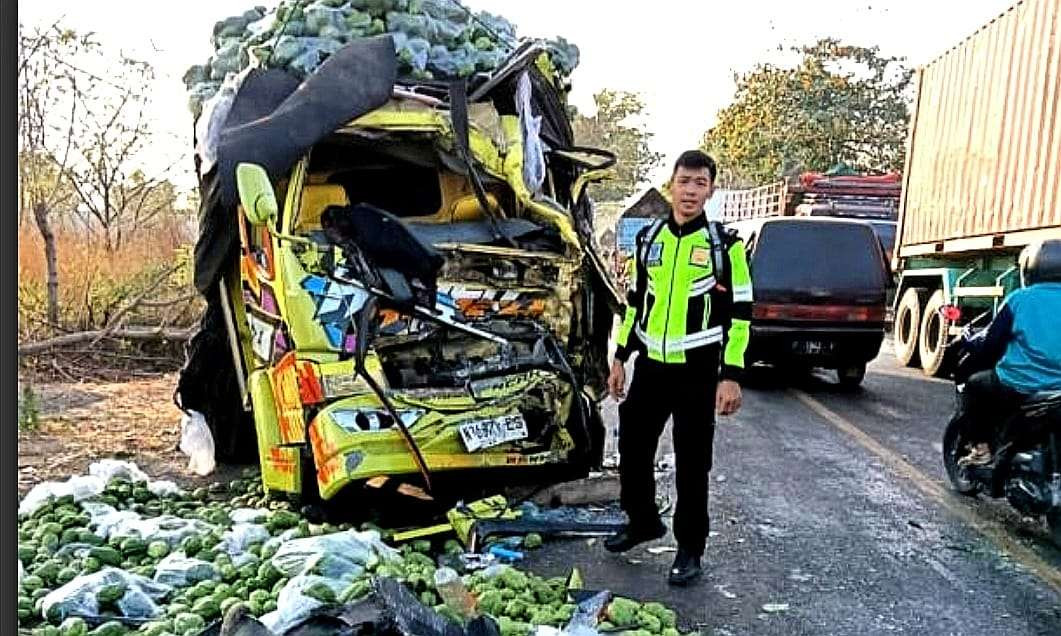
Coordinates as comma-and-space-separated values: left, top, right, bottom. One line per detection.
615, 214, 753, 375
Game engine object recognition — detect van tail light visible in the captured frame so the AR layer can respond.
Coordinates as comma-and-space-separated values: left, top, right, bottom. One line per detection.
752, 303, 886, 322
942, 305, 962, 322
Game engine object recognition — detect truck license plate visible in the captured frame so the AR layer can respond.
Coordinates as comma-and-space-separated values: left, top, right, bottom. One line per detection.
793, 340, 832, 355
459, 414, 528, 452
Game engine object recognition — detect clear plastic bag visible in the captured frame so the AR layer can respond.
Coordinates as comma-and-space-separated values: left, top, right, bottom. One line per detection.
42, 567, 171, 622
219, 523, 271, 556
287, 38, 345, 77
232, 551, 261, 570
259, 574, 350, 635
89, 459, 150, 484
230, 508, 269, 524
152, 553, 221, 588
182, 64, 211, 88
386, 12, 431, 44
427, 43, 476, 78
179, 409, 216, 476
187, 81, 222, 120
546, 37, 580, 76
146, 480, 183, 498
195, 72, 243, 174
305, 3, 349, 37
270, 35, 305, 67
393, 33, 431, 72
115, 515, 216, 547
245, 11, 279, 44
19, 475, 105, 518
516, 71, 546, 195
474, 48, 505, 72
211, 40, 249, 78
471, 11, 516, 44
270, 530, 397, 578
80, 503, 140, 539
420, 0, 468, 23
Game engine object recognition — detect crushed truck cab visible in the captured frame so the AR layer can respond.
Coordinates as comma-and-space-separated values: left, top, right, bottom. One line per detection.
179, 37, 620, 501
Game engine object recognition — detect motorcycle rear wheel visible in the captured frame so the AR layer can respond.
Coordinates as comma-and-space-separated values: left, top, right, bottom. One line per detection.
942, 418, 981, 495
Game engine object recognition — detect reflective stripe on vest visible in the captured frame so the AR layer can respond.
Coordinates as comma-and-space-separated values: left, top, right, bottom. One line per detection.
636, 323, 723, 353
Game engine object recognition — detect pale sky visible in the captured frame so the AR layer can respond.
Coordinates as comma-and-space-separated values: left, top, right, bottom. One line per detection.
19, 0, 1017, 194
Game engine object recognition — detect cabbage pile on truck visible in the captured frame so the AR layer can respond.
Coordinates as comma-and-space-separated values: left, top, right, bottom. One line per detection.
176, 1, 622, 504
183, 0, 579, 117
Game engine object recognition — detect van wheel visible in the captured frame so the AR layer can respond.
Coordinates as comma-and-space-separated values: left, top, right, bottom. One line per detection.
836, 363, 866, 389
919, 290, 950, 377
894, 287, 924, 367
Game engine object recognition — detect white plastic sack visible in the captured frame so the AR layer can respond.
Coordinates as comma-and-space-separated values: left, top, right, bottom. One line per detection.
269, 530, 397, 578
42, 567, 171, 622
260, 574, 349, 635
245, 11, 279, 44
179, 409, 216, 476
233, 551, 261, 569
19, 475, 105, 518
230, 508, 269, 524
219, 523, 271, 556
89, 459, 150, 484
194, 73, 238, 181
112, 515, 215, 546
277, 527, 303, 543
516, 71, 546, 196
534, 628, 600, 636
153, 553, 221, 588
80, 503, 141, 539
146, 480, 183, 498
83, 502, 215, 545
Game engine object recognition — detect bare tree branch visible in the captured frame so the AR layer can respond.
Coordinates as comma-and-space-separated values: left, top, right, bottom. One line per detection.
18, 326, 195, 356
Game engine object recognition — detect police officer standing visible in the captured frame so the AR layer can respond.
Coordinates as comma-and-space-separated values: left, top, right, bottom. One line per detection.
605, 150, 752, 586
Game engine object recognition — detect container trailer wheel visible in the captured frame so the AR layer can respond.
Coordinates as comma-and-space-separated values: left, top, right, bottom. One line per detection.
894, 287, 924, 367
919, 290, 951, 377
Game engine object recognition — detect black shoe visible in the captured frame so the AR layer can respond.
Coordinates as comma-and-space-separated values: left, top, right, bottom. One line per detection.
667, 548, 702, 586
604, 520, 667, 553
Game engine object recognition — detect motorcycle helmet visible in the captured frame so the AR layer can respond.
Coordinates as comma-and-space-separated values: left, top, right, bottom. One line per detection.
1019, 238, 1061, 286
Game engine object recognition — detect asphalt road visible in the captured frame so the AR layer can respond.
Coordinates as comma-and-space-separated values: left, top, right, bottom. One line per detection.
522, 342, 1061, 635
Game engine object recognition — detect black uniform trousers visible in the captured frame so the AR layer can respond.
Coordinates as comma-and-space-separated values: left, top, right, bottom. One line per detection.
617, 351, 718, 556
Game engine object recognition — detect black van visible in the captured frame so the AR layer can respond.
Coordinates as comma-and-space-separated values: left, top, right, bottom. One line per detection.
727, 217, 891, 387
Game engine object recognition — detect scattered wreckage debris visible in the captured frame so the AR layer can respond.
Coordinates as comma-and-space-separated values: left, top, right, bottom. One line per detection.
18, 462, 696, 636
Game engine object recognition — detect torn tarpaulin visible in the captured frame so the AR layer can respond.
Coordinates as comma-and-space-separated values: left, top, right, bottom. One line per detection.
193, 35, 396, 295
214, 35, 397, 210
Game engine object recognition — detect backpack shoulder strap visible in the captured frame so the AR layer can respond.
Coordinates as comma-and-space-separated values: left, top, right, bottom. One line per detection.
707, 221, 727, 280
636, 219, 665, 267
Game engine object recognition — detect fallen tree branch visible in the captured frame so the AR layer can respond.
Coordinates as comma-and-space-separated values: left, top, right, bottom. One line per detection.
18, 325, 195, 356
138, 293, 198, 308
88, 263, 181, 348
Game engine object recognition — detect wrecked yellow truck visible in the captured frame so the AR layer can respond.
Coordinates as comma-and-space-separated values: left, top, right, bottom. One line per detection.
177, 36, 621, 501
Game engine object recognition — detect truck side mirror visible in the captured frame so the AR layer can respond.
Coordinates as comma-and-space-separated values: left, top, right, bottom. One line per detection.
236, 163, 278, 226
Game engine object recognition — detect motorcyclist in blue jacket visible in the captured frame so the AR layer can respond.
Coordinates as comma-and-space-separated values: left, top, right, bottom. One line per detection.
953, 238, 1061, 466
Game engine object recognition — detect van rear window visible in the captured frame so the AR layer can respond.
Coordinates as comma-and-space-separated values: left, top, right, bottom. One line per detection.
753, 222, 887, 291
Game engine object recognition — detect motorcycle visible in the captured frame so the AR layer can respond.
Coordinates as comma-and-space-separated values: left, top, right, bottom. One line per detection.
941, 313, 1061, 546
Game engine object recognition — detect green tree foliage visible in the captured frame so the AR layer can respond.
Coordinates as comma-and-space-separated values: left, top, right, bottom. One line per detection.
572, 90, 663, 202
702, 38, 913, 187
